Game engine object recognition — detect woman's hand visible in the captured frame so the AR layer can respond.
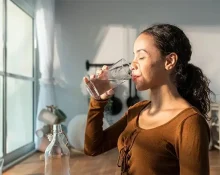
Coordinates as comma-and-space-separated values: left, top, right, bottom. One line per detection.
83, 65, 114, 100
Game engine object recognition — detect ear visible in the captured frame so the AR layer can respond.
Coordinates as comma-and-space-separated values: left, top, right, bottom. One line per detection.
164, 53, 178, 70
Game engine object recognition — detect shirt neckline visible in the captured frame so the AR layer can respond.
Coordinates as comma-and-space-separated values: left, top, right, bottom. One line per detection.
135, 101, 195, 131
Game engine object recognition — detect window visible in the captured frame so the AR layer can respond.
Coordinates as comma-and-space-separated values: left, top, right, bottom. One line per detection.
7, 0, 33, 77
0, 0, 3, 158
0, 0, 3, 71
0, 77, 3, 158
6, 78, 33, 153
0, 0, 37, 169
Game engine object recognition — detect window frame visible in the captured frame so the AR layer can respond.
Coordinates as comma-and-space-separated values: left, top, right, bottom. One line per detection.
1, 0, 38, 171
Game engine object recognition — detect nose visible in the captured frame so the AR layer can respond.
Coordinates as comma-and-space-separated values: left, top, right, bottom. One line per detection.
130, 61, 138, 71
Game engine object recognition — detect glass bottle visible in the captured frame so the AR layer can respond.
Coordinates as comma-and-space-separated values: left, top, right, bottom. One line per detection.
45, 124, 70, 175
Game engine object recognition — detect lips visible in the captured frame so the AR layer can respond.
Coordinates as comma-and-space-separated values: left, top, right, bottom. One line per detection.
132, 75, 140, 81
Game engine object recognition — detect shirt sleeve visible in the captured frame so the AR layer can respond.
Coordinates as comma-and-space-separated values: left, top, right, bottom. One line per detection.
176, 114, 210, 175
84, 97, 128, 156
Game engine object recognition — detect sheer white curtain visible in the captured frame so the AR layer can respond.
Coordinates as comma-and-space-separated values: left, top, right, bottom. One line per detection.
35, 0, 56, 150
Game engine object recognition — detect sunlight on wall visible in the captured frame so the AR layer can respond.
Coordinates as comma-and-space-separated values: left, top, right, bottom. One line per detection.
92, 25, 141, 63
185, 26, 220, 101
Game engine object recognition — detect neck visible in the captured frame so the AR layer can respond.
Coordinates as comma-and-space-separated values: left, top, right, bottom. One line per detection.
149, 82, 183, 112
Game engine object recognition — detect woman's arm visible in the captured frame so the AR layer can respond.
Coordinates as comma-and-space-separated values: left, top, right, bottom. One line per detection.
84, 97, 128, 156
176, 114, 210, 175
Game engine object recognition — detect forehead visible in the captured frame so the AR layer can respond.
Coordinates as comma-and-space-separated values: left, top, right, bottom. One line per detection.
133, 33, 156, 52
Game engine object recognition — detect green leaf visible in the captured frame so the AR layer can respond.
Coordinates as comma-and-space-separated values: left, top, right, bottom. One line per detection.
54, 109, 67, 124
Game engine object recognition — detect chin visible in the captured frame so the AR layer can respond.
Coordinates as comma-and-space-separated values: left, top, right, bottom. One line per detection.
135, 84, 149, 91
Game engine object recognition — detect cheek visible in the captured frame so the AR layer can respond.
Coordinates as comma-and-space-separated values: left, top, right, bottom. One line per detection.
141, 61, 166, 81
140, 62, 155, 78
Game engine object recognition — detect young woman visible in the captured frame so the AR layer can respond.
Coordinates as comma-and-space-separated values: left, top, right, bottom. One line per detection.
83, 23, 211, 175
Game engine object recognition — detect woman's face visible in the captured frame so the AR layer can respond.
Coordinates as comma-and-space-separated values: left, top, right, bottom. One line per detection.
131, 33, 170, 91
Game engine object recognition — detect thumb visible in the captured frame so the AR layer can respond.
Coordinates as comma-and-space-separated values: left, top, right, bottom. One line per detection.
100, 89, 115, 100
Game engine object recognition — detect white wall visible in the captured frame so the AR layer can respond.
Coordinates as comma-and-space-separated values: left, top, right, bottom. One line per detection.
54, 0, 220, 125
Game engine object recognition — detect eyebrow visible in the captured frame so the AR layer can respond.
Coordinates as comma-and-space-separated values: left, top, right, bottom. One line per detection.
133, 49, 148, 54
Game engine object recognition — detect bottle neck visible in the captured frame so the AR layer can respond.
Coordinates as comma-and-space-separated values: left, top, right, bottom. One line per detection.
51, 124, 63, 141
53, 124, 62, 134
51, 124, 68, 147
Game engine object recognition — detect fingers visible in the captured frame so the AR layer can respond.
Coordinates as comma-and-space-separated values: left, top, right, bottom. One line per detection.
96, 65, 108, 74
100, 89, 114, 99
83, 74, 95, 84
83, 77, 89, 83
90, 74, 95, 80
102, 65, 108, 71
96, 69, 103, 77
83, 65, 111, 100
107, 89, 114, 96
96, 65, 109, 80
84, 65, 109, 82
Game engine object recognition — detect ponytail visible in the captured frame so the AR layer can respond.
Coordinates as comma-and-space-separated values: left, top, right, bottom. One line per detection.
175, 63, 213, 118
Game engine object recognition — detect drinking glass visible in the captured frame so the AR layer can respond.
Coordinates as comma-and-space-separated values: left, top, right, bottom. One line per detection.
85, 58, 131, 100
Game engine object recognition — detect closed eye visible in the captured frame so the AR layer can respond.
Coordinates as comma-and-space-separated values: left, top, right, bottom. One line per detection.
139, 57, 145, 60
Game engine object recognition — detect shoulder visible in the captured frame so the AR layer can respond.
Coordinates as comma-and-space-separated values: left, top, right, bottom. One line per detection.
176, 107, 210, 138
179, 107, 209, 128
174, 109, 210, 161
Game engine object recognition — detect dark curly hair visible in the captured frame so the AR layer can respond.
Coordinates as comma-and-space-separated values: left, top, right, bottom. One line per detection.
141, 23, 213, 118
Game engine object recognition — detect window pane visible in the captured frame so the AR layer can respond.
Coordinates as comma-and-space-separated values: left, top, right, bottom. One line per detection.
7, 0, 33, 77
0, 76, 3, 157
0, 0, 3, 71
6, 77, 33, 153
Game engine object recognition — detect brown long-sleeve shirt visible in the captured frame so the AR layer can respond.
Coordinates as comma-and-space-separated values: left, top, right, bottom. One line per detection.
84, 98, 210, 175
